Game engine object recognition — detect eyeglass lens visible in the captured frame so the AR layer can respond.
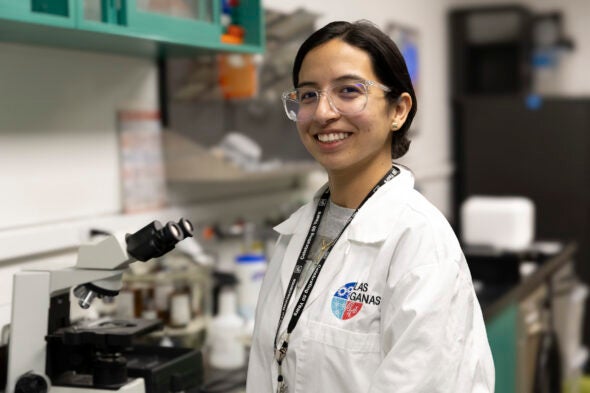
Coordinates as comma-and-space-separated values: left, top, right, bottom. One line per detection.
284, 82, 369, 122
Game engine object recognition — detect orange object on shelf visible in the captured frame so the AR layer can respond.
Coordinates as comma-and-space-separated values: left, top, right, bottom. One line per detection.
221, 33, 244, 45
202, 226, 217, 241
227, 24, 245, 38
218, 53, 258, 99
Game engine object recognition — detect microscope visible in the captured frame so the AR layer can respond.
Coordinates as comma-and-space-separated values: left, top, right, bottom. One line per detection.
5, 219, 203, 393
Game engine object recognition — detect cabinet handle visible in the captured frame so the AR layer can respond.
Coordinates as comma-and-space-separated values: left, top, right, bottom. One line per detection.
101, 0, 126, 25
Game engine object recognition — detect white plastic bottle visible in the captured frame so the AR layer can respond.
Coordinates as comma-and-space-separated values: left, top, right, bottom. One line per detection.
208, 288, 245, 370
235, 253, 267, 320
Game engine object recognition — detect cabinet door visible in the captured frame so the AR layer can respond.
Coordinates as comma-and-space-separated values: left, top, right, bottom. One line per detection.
0, 0, 75, 27
75, 0, 134, 35
128, 0, 221, 47
76, 0, 221, 47
0, 0, 262, 56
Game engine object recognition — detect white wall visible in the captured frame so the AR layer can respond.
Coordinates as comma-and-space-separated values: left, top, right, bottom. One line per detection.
0, 43, 158, 230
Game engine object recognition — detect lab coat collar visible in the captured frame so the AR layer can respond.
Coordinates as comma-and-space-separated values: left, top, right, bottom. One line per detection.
273, 165, 415, 243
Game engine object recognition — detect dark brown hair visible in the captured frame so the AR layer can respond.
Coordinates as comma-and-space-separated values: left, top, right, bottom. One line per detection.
292, 20, 417, 159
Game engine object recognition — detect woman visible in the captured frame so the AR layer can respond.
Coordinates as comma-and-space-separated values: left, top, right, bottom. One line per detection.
247, 20, 494, 393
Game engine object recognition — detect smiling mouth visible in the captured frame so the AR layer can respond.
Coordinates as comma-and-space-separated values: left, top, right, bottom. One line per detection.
316, 132, 351, 143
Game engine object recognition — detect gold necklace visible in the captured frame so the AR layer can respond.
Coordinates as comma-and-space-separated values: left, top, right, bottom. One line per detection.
297, 238, 335, 289
321, 238, 334, 252
315, 239, 334, 263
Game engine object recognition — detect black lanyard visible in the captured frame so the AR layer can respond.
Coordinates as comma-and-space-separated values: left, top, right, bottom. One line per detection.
273, 165, 400, 389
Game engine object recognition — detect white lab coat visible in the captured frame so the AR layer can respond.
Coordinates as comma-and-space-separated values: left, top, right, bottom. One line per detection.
246, 166, 495, 393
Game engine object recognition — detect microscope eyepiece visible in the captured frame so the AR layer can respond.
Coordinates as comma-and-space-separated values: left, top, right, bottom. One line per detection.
125, 218, 194, 261
162, 222, 183, 243
177, 218, 194, 238
70, 219, 194, 310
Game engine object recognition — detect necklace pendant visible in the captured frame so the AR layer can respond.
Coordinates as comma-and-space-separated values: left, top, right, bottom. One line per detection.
275, 346, 287, 363
277, 380, 288, 393
275, 333, 290, 362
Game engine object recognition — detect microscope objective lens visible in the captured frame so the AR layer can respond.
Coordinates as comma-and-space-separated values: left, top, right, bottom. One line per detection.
78, 289, 96, 309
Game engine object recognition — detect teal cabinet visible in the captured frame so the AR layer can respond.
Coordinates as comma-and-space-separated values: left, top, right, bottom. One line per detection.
75, 1, 221, 46
0, 0, 264, 57
486, 304, 518, 393
120, 0, 221, 46
0, 0, 75, 27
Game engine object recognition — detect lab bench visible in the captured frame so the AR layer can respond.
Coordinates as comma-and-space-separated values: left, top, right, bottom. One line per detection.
199, 366, 247, 393
474, 242, 585, 393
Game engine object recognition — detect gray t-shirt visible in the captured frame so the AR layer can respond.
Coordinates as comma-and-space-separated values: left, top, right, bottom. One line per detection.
297, 199, 355, 290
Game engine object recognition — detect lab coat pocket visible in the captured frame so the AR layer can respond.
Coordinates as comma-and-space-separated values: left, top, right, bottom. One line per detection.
305, 320, 380, 352
297, 320, 381, 392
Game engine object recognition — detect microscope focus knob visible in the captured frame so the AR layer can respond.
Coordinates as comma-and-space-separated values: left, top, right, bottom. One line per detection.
14, 372, 49, 393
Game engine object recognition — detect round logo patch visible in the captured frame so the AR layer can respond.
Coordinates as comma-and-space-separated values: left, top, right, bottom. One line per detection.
331, 282, 363, 320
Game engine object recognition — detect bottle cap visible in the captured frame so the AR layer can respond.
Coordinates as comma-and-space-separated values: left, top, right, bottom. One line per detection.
235, 254, 266, 264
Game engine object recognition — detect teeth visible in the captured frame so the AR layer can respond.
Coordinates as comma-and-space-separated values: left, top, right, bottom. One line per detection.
317, 133, 350, 142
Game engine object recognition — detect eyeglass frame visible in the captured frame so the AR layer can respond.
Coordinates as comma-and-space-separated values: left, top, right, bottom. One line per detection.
281, 79, 392, 122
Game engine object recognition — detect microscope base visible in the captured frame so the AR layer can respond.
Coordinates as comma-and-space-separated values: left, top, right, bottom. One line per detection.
51, 378, 145, 393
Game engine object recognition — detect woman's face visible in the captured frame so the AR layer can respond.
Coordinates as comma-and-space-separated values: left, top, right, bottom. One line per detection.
296, 39, 397, 176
